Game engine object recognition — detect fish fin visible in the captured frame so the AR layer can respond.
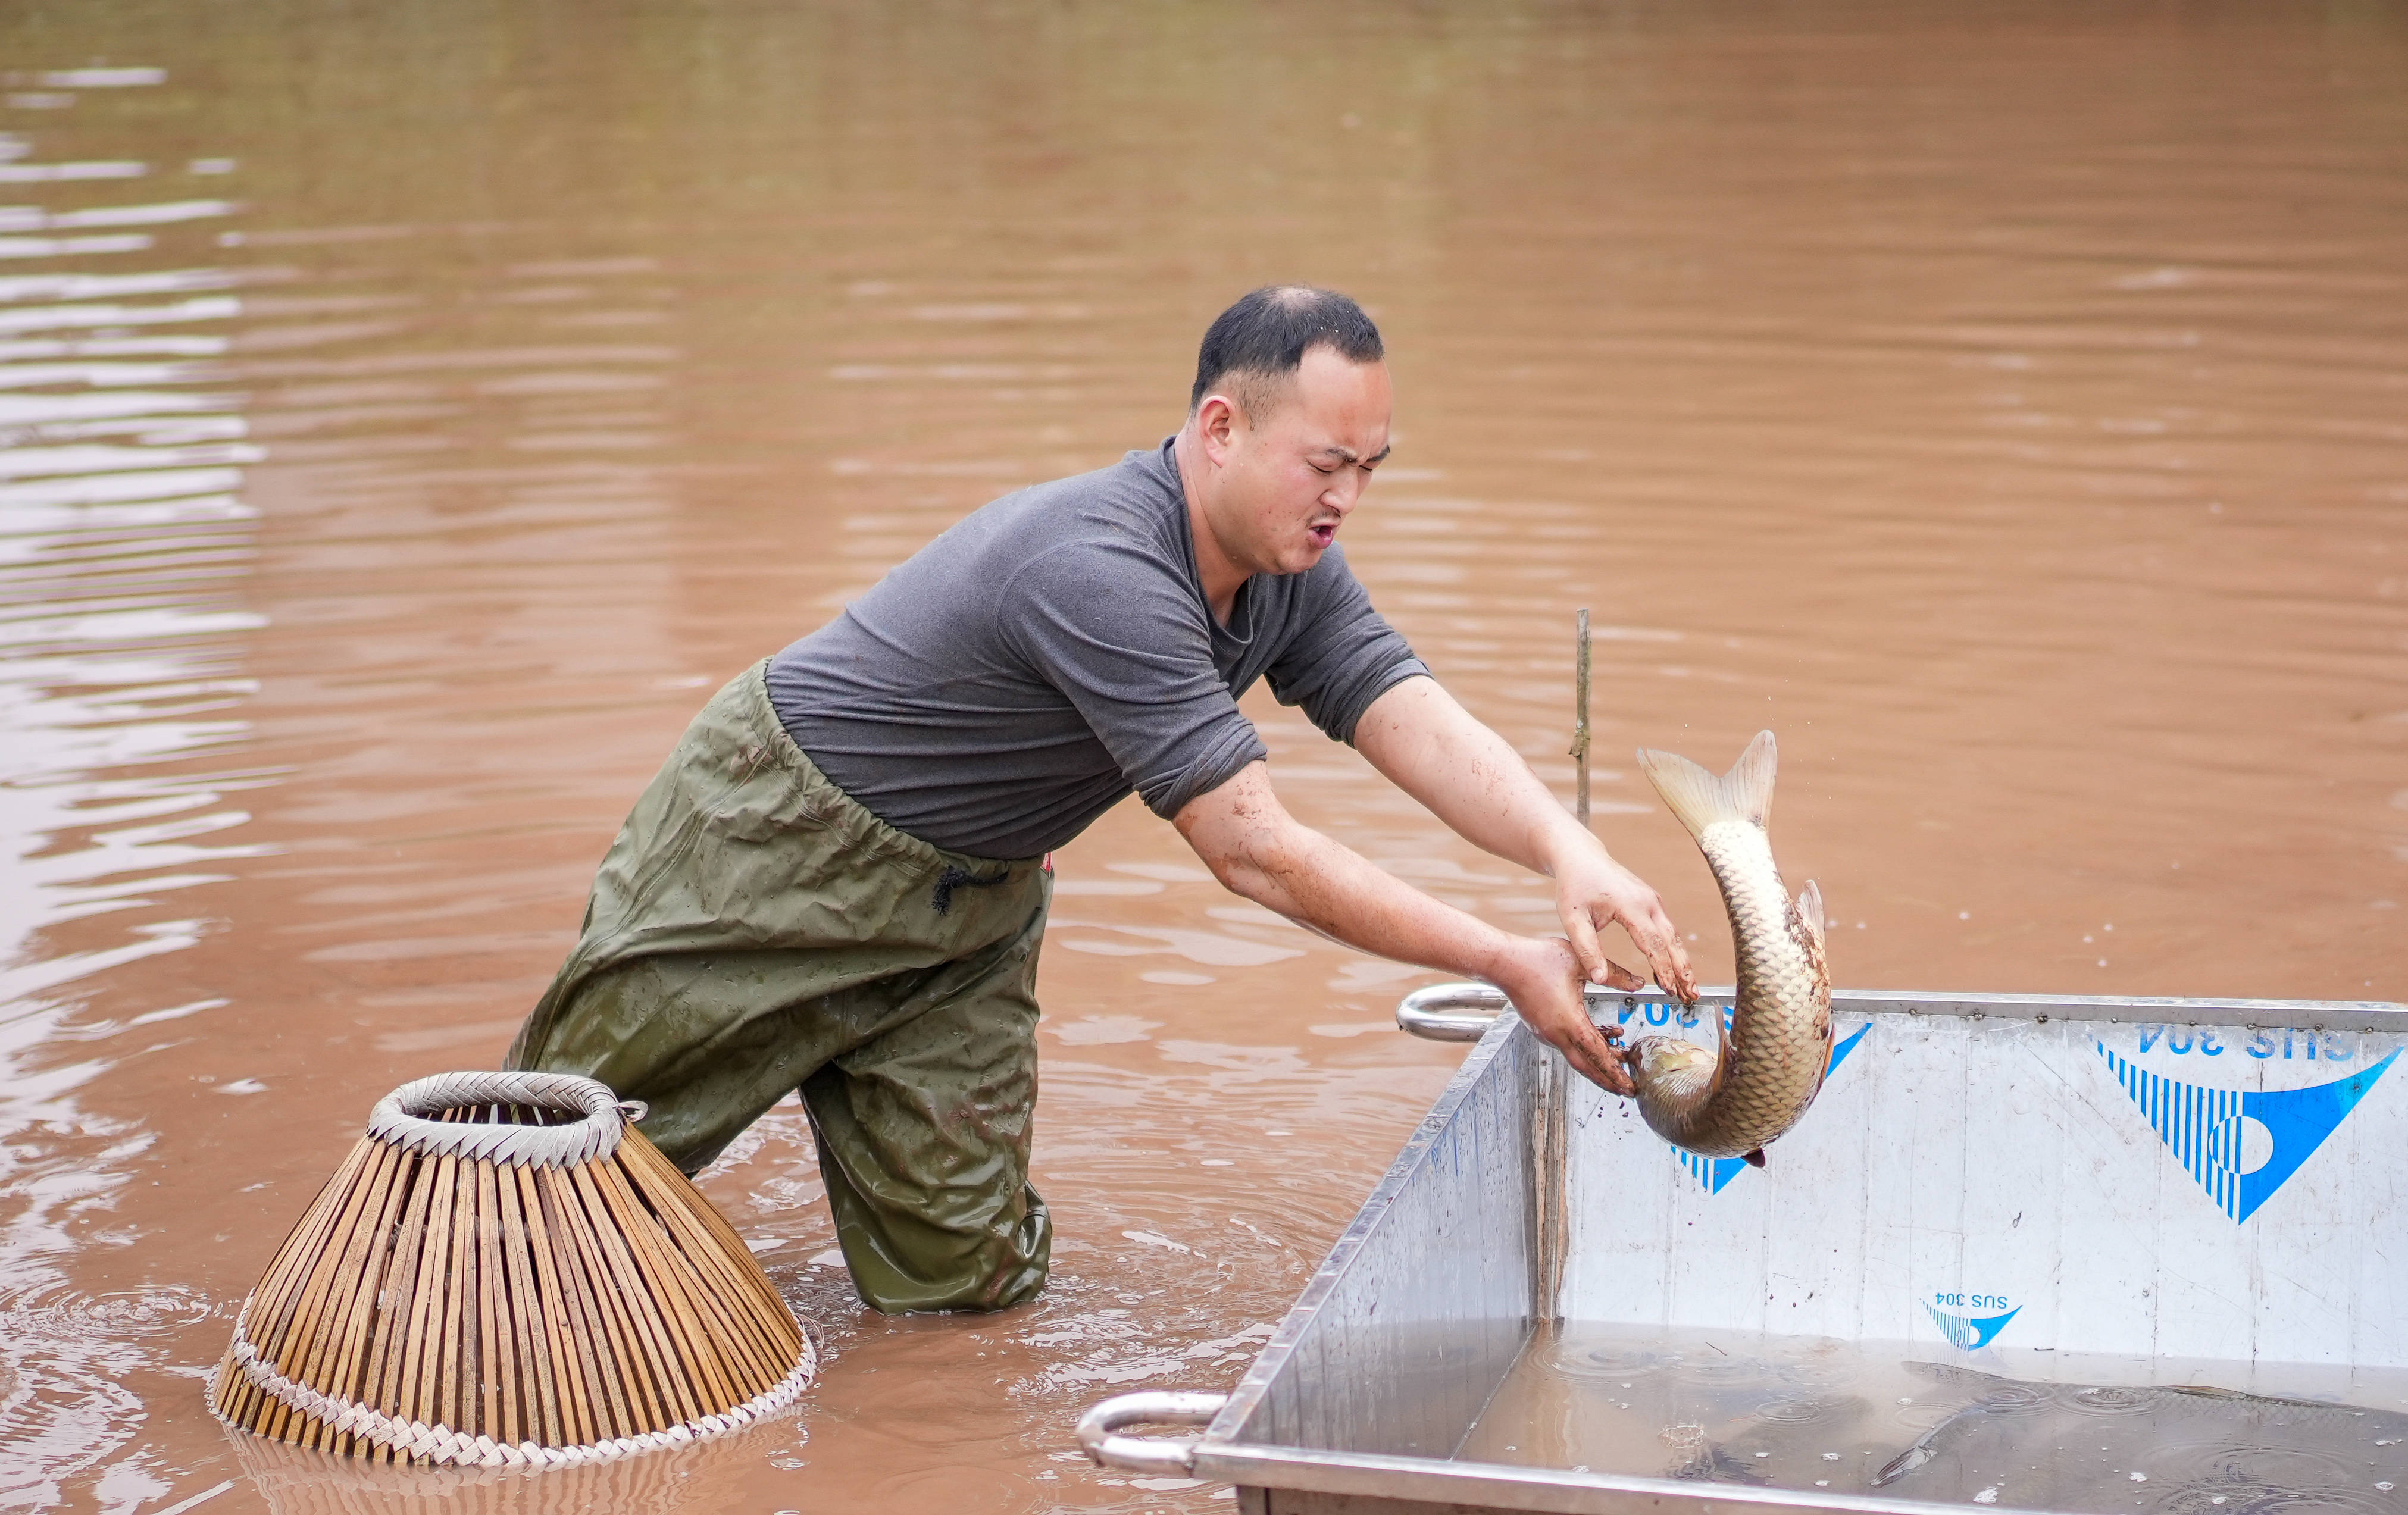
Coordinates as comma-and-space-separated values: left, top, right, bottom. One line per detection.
1874, 1438, 1938, 1486
1712, 1006, 1737, 1097
1743, 1148, 1766, 1168
1794, 879, 1836, 1091
1635, 730, 1777, 840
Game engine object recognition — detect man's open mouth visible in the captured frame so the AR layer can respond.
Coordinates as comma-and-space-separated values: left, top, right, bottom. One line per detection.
1308, 521, 1338, 547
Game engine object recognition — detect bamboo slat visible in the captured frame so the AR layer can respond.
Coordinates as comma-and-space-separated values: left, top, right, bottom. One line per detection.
210, 1071, 813, 1468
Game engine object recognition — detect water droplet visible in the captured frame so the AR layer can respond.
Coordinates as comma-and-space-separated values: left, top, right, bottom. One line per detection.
1974, 1490, 1999, 1505
1822, 1452, 1840, 1461
1958, 910, 1971, 921
2379, 1483, 2396, 1493
2129, 1471, 2148, 1482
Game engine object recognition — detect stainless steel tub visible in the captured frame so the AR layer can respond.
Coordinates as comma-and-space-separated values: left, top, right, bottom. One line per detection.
1079, 985, 2408, 1514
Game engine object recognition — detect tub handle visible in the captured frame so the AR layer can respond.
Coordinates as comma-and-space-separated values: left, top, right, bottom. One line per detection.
1396, 981, 1510, 1041
1397, 981, 1705, 1041
1075, 1391, 1226, 1475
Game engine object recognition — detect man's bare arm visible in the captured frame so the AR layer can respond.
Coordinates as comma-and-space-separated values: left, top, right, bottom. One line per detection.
1352, 675, 1699, 1001
1175, 761, 1638, 1095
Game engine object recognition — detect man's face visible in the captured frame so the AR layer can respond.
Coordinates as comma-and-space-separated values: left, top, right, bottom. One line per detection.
1207, 346, 1393, 577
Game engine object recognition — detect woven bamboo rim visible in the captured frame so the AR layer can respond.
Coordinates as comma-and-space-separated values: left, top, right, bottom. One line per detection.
209, 1071, 813, 1467
368, 1070, 640, 1169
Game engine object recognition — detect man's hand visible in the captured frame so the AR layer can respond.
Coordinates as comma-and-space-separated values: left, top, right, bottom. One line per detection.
1552, 850, 1697, 1004
1178, 765, 1638, 1098
1486, 936, 1635, 1097
1354, 677, 1699, 1004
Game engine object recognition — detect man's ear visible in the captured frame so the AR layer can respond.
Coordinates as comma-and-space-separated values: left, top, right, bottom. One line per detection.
1196, 393, 1243, 462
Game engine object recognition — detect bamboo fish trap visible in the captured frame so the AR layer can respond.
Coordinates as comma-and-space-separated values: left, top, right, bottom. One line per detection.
209, 1070, 814, 1469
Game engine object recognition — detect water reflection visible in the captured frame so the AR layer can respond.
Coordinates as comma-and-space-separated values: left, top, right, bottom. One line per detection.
0, 67, 274, 1507
1463, 1326, 2408, 1513
230, 1434, 744, 1515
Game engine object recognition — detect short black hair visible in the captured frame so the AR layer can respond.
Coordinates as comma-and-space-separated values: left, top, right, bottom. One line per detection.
1189, 285, 1384, 417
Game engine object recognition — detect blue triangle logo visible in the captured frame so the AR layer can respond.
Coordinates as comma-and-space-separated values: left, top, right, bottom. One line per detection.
1677, 1021, 1870, 1194
2096, 1043, 2397, 1223
1925, 1303, 2020, 1350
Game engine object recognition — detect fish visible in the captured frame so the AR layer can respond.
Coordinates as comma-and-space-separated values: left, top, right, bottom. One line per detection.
1872, 1361, 2408, 1510
1625, 731, 1832, 1166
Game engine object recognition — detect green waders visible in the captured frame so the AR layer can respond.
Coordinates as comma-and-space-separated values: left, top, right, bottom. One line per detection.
506, 661, 1052, 1313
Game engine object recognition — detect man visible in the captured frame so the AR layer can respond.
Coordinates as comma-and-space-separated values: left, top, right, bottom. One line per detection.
508, 286, 1697, 1313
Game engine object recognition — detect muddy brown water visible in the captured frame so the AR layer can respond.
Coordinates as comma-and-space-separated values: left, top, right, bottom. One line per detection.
1456, 1324, 2408, 1511
1, 3, 2403, 1511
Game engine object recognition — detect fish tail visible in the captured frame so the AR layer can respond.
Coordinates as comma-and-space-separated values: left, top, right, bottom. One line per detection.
1635, 730, 1777, 840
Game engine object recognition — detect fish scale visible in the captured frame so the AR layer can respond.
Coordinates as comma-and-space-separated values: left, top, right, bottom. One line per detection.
1627, 731, 1834, 1163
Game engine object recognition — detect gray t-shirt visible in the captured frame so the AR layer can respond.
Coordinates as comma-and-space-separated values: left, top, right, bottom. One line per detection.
766, 439, 1427, 860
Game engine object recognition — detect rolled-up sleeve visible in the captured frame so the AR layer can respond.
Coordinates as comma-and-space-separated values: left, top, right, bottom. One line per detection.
1264, 546, 1429, 744
1001, 539, 1269, 819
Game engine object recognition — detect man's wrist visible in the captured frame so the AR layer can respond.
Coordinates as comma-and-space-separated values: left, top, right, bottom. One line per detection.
1468, 926, 1534, 988
1536, 812, 1611, 881
1463, 929, 1522, 987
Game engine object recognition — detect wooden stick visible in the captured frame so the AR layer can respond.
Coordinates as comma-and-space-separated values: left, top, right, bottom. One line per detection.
537, 1164, 636, 1439
624, 1158, 786, 1382
595, 1159, 710, 1422
512, 1163, 587, 1447
397, 1153, 454, 1440
442, 1148, 479, 1434
271, 1137, 402, 1447
621, 1133, 800, 1363
601, 1153, 740, 1412
211, 1135, 374, 1425
562, 1159, 682, 1427
475, 1159, 513, 1445
320, 1147, 418, 1453
366, 1150, 437, 1453
1571, 606, 1592, 827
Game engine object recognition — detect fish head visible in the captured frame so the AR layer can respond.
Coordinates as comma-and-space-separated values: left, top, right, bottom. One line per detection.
1633, 1035, 1717, 1081
1627, 1034, 1724, 1136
